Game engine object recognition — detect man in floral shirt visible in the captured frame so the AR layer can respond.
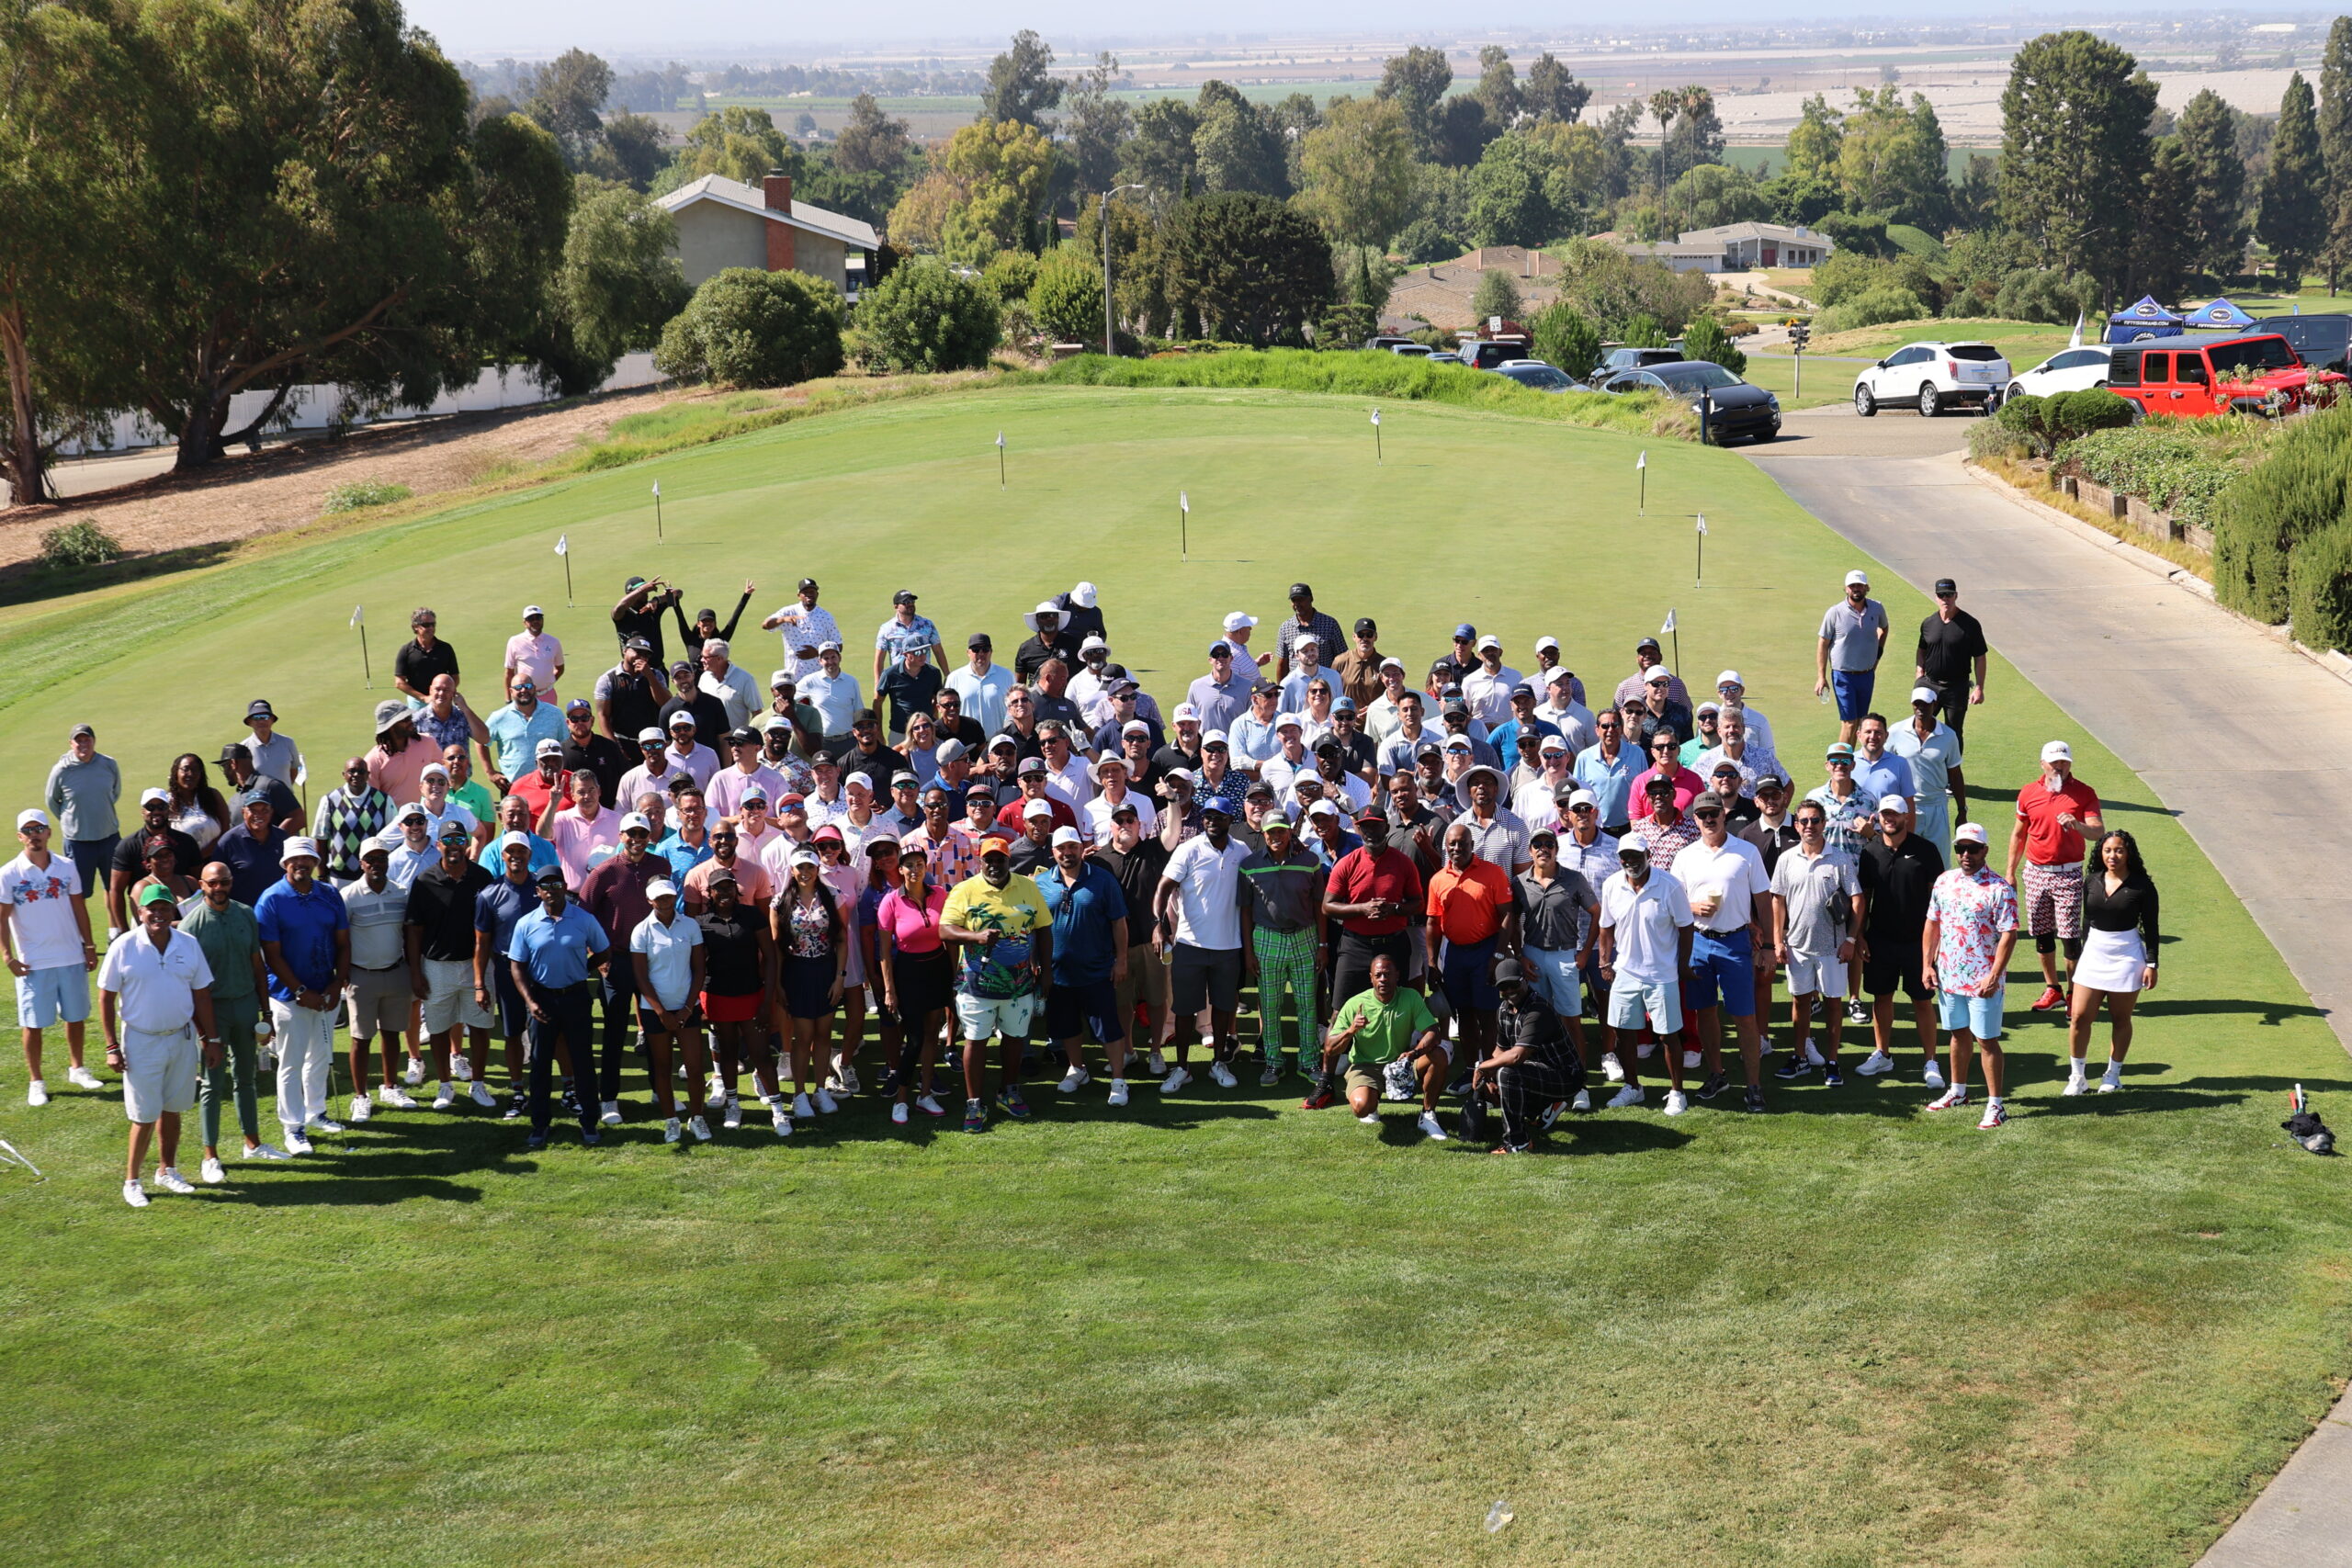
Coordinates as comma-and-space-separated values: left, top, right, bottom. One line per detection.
1923, 821, 2018, 1129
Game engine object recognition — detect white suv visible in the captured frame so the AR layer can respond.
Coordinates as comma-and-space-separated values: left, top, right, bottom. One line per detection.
1852, 341, 2012, 417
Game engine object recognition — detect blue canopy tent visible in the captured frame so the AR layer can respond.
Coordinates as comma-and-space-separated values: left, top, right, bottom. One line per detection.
2103, 296, 2184, 343
2183, 297, 2260, 333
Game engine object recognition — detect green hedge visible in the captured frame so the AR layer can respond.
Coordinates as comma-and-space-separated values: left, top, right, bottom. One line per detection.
1993, 389, 2135, 458
2289, 523, 2352, 653
2213, 405, 2352, 623
2056, 419, 2275, 530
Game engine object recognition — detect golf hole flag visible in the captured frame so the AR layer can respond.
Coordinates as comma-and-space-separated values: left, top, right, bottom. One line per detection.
1370, 409, 1381, 427
1660, 608, 1676, 634
554, 534, 568, 556
349, 604, 363, 628
1695, 513, 1707, 535
650, 480, 660, 498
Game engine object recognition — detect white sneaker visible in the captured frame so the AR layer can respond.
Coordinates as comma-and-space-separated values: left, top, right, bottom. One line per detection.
433, 1083, 457, 1111
1417, 1111, 1449, 1141
242, 1143, 291, 1161
1356, 1111, 1381, 1124
1663, 1089, 1689, 1116
890, 1101, 910, 1124
1601, 1053, 1625, 1083
823, 1069, 844, 1093
1977, 1100, 2008, 1130
1924, 1060, 1947, 1089
723, 1097, 743, 1130
599, 1100, 622, 1126
1147, 1047, 1167, 1076
814, 1088, 841, 1114
1057, 1066, 1091, 1093
305, 1115, 345, 1134
1606, 1085, 1645, 1109
2099, 1064, 2122, 1093
707, 1075, 729, 1104
1681, 1050, 1702, 1070
771, 1105, 792, 1137
1160, 1066, 1192, 1094
153, 1168, 197, 1195
199, 1156, 226, 1184
67, 1065, 103, 1090
376, 1086, 417, 1110
26, 1079, 48, 1107
791, 1091, 816, 1118
2062, 1066, 2087, 1097
1857, 1050, 1894, 1077
689, 1115, 712, 1141
452, 1055, 473, 1082
469, 1081, 496, 1108
1571, 1089, 1591, 1111
1208, 1060, 1238, 1089
662, 1117, 682, 1144
677, 1059, 691, 1080
1802, 1040, 1827, 1067
1926, 1086, 1969, 1111
916, 1092, 945, 1117
284, 1131, 315, 1156
402, 1058, 426, 1086
122, 1179, 149, 1208
1107, 1078, 1129, 1107
1635, 1041, 1655, 1059
838, 1065, 861, 1095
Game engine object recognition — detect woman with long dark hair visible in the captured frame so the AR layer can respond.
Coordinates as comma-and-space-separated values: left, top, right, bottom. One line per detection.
771, 849, 843, 1119
2065, 829, 2159, 1094
876, 843, 952, 1125
165, 753, 232, 850
696, 872, 788, 1137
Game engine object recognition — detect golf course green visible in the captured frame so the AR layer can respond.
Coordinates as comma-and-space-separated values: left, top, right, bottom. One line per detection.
2, 384, 2346, 1566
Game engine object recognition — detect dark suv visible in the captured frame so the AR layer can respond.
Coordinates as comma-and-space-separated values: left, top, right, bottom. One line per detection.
2265, 313, 2352, 375
1585, 346, 1685, 389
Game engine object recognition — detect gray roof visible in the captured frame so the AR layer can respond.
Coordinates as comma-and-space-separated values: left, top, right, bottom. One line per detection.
1677, 221, 1833, 248
655, 175, 879, 251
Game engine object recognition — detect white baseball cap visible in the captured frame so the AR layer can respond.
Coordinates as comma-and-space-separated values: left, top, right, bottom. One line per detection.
1845, 570, 1871, 587
1645, 667, 1673, 684
1121, 719, 1150, 737
1911, 686, 1940, 705
419, 762, 448, 780
1877, 795, 1911, 815
1223, 611, 1258, 632
1050, 825, 1084, 847
1566, 789, 1598, 808
1716, 670, 1743, 688
637, 727, 666, 744
140, 786, 169, 806
524, 604, 545, 618
619, 812, 653, 833
1274, 712, 1302, 731
1023, 798, 1055, 819
1476, 633, 1501, 651
1534, 635, 1560, 652
1306, 798, 1339, 819
1173, 703, 1202, 724
647, 878, 679, 899
1538, 735, 1567, 752
1379, 656, 1404, 671
17, 807, 51, 829
1953, 821, 1988, 845
1545, 666, 1575, 686
2041, 740, 2073, 763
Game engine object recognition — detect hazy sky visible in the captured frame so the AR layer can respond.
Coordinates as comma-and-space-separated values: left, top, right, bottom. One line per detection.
406, 2, 2295, 57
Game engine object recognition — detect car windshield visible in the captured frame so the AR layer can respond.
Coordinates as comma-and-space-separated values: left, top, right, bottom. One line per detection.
2207, 337, 2298, 374
1504, 367, 1572, 389
1655, 364, 1743, 392
1948, 344, 2004, 362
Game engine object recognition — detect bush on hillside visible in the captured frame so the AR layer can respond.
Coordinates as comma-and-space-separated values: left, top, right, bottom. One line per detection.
654, 267, 846, 388
1679, 316, 1747, 378
980, 250, 1039, 305
1815, 286, 1928, 334
1885, 223, 1948, 262
2057, 418, 2275, 530
2290, 523, 2352, 653
321, 480, 413, 513
853, 257, 1001, 373
38, 517, 123, 569
1530, 301, 1602, 379
1471, 268, 1523, 323
1028, 243, 1105, 344
1967, 419, 2036, 461
1992, 389, 2135, 458
2212, 404, 2352, 621
1994, 268, 2097, 326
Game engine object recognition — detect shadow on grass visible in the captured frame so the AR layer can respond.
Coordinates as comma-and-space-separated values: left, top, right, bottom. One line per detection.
2134, 997, 2331, 1027
0, 539, 239, 607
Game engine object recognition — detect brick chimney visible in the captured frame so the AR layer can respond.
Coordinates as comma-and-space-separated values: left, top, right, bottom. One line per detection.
761, 168, 797, 273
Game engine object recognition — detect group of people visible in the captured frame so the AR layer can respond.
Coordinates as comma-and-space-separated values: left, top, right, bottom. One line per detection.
8, 569, 2165, 1206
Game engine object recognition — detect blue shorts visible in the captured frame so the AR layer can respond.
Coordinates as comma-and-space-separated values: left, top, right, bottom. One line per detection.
1937, 987, 2005, 1040
1687, 929, 1756, 1019
67, 837, 116, 906
1522, 947, 1583, 1019
1832, 669, 1875, 723
1045, 976, 1124, 1044
16, 964, 91, 1029
1441, 937, 1499, 1012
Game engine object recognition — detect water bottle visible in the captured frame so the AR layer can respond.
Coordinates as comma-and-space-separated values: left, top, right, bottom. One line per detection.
1485, 1499, 1513, 1533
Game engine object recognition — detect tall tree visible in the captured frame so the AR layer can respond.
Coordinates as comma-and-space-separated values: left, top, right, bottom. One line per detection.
1269, 91, 1322, 190
1784, 94, 1844, 180
2319, 17, 2352, 289
1834, 86, 1948, 228
979, 29, 1062, 129
1192, 81, 1286, 196
1474, 46, 1521, 128
1295, 96, 1416, 284
1646, 88, 1679, 204
1662, 85, 1724, 184
835, 93, 912, 175
931, 118, 1057, 264
1161, 191, 1332, 346
1465, 132, 1552, 247
2258, 73, 2328, 288
2175, 89, 2247, 279
522, 48, 613, 167
1123, 99, 1199, 200
2133, 137, 2198, 302
1521, 52, 1589, 124
1061, 54, 1132, 197
584, 111, 666, 190
664, 107, 800, 189
1375, 45, 1453, 163
1998, 30, 2157, 300
547, 177, 688, 391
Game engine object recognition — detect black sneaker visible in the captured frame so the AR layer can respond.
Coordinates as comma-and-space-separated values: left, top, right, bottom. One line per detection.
581, 1125, 601, 1146
1744, 1085, 1767, 1112
503, 1095, 526, 1121
1822, 1065, 1845, 1087
1695, 1068, 1729, 1100
1845, 998, 1871, 1026
1773, 1058, 1811, 1079
525, 1134, 548, 1151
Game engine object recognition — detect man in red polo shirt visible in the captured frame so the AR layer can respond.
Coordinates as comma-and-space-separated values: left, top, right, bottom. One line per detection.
1324, 810, 1423, 1015
1424, 821, 1517, 1078
2006, 739, 2102, 1011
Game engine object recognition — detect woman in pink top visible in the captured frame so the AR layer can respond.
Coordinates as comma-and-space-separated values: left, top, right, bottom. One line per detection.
876, 843, 951, 1125
813, 825, 868, 1098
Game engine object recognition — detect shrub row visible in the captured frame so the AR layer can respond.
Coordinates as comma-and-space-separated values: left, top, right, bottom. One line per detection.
2213, 403, 2352, 650
2055, 419, 2277, 531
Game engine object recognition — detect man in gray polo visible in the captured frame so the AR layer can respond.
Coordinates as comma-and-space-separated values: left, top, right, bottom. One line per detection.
44, 723, 120, 935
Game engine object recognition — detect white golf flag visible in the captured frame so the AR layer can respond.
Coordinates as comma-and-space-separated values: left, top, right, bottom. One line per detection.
349, 604, 363, 628
1636, 450, 1647, 470
1370, 408, 1381, 426
1180, 491, 1189, 513
996, 431, 1005, 449
1695, 513, 1708, 535
293, 760, 308, 787
651, 480, 661, 498
1660, 608, 1677, 634
554, 534, 568, 557
2068, 310, 2085, 350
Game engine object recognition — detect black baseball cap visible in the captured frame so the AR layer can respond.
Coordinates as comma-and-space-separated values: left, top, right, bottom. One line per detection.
1353, 616, 1377, 634
967, 632, 991, 649
894, 589, 920, 605
1636, 636, 1661, 652
1934, 578, 1958, 595
797, 577, 819, 592
1288, 582, 1313, 600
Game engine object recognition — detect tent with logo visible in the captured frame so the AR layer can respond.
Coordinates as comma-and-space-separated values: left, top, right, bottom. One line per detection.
2184, 297, 2259, 332
2103, 295, 2185, 343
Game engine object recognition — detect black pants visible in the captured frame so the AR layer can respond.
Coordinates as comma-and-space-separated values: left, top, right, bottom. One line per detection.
1927, 676, 1971, 746
1498, 1046, 1584, 1146
1330, 929, 1411, 1017
528, 983, 598, 1137
598, 969, 640, 1101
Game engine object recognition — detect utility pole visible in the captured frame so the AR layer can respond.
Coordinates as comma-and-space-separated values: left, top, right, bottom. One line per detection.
1102, 184, 1145, 355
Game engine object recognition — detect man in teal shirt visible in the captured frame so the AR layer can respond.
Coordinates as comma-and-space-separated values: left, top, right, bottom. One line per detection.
182, 861, 285, 1177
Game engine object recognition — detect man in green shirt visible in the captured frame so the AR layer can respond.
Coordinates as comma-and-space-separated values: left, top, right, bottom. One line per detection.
442, 744, 497, 837
183, 861, 286, 1179
1307, 953, 1442, 1131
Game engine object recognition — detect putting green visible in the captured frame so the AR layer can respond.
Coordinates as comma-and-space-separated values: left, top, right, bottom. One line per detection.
2, 385, 2346, 1566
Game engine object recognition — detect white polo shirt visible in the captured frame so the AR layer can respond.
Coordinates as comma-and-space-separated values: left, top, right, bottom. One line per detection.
1600, 869, 1693, 984
0, 852, 85, 970
1671, 836, 1771, 934
1160, 835, 1249, 952
628, 910, 704, 1010
98, 925, 214, 1032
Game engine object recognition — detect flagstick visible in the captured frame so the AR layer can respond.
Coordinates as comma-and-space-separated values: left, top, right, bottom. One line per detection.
563, 553, 574, 607
998, 434, 1007, 489
1181, 501, 1189, 561
1671, 626, 1679, 672
358, 626, 372, 687
1697, 530, 1703, 584
654, 490, 663, 543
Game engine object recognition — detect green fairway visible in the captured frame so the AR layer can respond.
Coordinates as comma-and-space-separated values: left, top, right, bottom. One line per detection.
4, 385, 2347, 1566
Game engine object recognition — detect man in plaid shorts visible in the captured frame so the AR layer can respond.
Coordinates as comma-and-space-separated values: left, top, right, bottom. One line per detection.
2006, 740, 2102, 1013
1238, 809, 1325, 1086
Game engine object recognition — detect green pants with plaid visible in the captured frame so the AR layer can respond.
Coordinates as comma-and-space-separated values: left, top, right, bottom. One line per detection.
1251, 926, 1320, 1063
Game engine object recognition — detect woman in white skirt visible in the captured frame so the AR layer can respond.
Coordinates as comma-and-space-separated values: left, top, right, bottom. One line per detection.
2064, 830, 2159, 1094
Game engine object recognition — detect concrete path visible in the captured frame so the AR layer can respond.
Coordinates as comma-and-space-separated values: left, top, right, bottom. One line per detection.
1746, 404, 2352, 1568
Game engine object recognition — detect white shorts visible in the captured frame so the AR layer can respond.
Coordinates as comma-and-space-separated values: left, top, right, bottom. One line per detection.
421, 957, 494, 1033
1607, 978, 1682, 1035
120, 1024, 200, 1122
955, 991, 1035, 1042
1785, 953, 1849, 998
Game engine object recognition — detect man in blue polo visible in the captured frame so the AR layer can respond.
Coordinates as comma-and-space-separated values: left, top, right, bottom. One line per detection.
485, 677, 564, 790
507, 868, 610, 1150
254, 837, 350, 1155
1035, 826, 1130, 1104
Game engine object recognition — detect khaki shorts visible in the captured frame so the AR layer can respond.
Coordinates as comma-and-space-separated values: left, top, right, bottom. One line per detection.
346, 965, 413, 1039
121, 1024, 200, 1122
421, 957, 493, 1034
1344, 1063, 1385, 1093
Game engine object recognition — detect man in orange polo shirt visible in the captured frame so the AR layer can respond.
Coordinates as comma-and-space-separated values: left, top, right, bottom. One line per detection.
2005, 739, 2102, 1011
1424, 821, 1518, 1083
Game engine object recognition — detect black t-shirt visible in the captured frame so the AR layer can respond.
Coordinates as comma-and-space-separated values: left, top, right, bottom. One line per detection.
1094, 836, 1171, 945
1916, 608, 1989, 685
1005, 836, 1055, 876
1859, 833, 1945, 939
1737, 818, 1802, 877
1151, 742, 1203, 780
659, 690, 731, 753
394, 637, 459, 694
1015, 630, 1083, 682
113, 825, 204, 884
697, 908, 764, 995
842, 741, 910, 800
875, 663, 943, 738
615, 599, 672, 664
562, 731, 628, 805
407, 862, 494, 962
602, 667, 663, 742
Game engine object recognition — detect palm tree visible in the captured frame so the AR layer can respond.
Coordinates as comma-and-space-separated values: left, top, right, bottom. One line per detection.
1648, 88, 1679, 204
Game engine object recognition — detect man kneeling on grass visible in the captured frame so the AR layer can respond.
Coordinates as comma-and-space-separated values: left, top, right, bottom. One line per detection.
1471, 955, 1586, 1153
1306, 953, 1449, 1142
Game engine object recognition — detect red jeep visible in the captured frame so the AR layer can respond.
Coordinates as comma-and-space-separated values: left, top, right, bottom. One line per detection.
2107, 333, 2346, 418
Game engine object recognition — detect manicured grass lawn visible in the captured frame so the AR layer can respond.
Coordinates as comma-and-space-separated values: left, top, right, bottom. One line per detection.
4, 386, 2347, 1565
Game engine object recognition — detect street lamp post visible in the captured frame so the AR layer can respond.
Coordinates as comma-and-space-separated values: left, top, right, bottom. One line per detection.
1102, 183, 1145, 357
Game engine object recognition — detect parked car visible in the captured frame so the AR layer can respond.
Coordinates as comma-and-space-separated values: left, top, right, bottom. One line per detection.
1389, 343, 1434, 358
1455, 336, 1535, 370
1497, 362, 1577, 392
2106, 333, 2348, 419
1851, 341, 2010, 417
1586, 345, 1685, 389
1363, 334, 1417, 353
1426, 351, 1466, 366
2005, 344, 2113, 402
1598, 359, 1781, 443
2264, 312, 2352, 375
